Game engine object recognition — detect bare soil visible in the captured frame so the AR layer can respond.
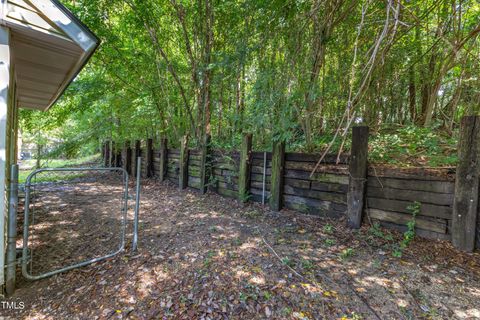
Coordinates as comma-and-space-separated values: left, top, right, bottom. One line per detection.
2, 175, 480, 319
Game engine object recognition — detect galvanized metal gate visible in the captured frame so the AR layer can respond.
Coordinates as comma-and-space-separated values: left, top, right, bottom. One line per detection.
19, 164, 140, 281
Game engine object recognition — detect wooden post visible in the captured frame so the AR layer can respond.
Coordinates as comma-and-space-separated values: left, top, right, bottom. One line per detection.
115, 147, 122, 167
347, 126, 369, 229
269, 140, 285, 211
238, 133, 253, 202
179, 135, 189, 189
199, 134, 211, 194
452, 116, 480, 252
111, 141, 116, 167
104, 141, 110, 167
124, 141, 132, 175
133, 140, 141, 176
159, 137, 168, 182
146, 138, 154, 177
109, 140, 113, 167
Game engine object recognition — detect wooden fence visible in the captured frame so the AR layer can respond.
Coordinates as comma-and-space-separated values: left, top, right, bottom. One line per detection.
105, 116, 480, 252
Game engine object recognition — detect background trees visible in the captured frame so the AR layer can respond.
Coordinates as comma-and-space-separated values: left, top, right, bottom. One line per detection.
20, 0, 480, 162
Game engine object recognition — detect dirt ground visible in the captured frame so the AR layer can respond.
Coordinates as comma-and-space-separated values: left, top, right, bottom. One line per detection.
2, 174, 480, 320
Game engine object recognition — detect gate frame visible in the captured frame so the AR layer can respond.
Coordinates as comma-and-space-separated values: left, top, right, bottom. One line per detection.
22, 167, 129, 281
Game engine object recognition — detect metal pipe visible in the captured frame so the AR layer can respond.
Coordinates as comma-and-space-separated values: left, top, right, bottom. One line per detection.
262, 151, 267, 205
22, 166, 129, 281
6, 164, 18, 296
132, 157, 141, 252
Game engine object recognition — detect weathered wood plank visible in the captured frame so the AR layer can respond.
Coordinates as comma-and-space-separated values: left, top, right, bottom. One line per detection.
250, 193, 266, 203
347, 126, 369, 229
311, 181, 348, 194
252, 158, 272, 167
251, 173, 271, 183
283, 185, 347, 204
251, 165, 272, 175
283, 195, 346, 217
285, 161, 348, 172
252, 152, 272, 160
158, 137, 167, 182
452, 116, 480, 251
251, 181, 271, 190
238, 134, 253, 202
367, 197, 452, 220
251, 188, 270, 196
132, 140, 141, 176
189, 149, 202, 156
123, 141, 132, 176
269, 141, 285, 211
179, 136, 189, 190
188, 159, 202, 167
213, 175, 238, 185
373, 220, 451, 241
146, 138, 154, 177
368, 166, 455, 181
199, 134, 211, 194
367, 208, 447, 234
285, 152, 349, 164
214, 187, 238, 198
367, 186, 453, 206
284, 178, 310, 189
367, 177, 455, 194
212, 162, 237, 171
217, 181, 238, 191
284, 170, 349, 184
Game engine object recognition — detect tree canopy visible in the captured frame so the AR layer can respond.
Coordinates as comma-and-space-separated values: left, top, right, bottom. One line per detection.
20, 0, 480, 160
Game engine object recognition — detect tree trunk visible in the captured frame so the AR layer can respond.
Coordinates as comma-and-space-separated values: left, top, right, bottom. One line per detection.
408, 66, 416, 122
36, 144, 42, 169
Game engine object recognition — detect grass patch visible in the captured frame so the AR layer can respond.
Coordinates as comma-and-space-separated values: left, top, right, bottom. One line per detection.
19, 154, 101, 184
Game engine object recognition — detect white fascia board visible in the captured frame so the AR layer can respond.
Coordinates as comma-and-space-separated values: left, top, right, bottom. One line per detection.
28, 0, 97, 52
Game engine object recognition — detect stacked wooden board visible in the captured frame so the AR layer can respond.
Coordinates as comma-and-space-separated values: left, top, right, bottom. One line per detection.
141, 151, 148, 178
153, 149, 162, 175
187, 150, 202, 190
133, 144, 458, 242
282, 153, 348, 218
210, 150, 239, 198
250, 152, 271, 203
365, 167, 455, 240
166, 149, 180, 185
131, 149, 139, 177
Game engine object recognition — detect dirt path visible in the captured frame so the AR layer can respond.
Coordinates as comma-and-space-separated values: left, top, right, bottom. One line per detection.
2, 176, 480, 319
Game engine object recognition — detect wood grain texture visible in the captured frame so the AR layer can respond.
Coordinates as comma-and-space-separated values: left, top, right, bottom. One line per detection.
452, 116, 480, 251
269, 141, 285, 211
179, 136, 189, 190
347, 126, 369, 228
238, 134, 252, 202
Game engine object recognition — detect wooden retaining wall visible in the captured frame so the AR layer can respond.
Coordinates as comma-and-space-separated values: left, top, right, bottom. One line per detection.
250, 152, 271, 203
166, 149, 180, 185
282, 153, 348, 218
187, 150, 202, 190
366, 167, 455, 240
116, 142, 457, 241
210, 150, 239, 198
108, 117, 480, 252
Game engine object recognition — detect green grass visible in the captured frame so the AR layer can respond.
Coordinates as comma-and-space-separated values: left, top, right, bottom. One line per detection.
19, 154, 101, 184
20, 154, 101, 169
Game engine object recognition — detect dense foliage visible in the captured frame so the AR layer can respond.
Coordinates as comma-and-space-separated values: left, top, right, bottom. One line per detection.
20, 0, 480, 165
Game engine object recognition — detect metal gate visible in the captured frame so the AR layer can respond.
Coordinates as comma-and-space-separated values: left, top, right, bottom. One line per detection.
21, 166, 136, 281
